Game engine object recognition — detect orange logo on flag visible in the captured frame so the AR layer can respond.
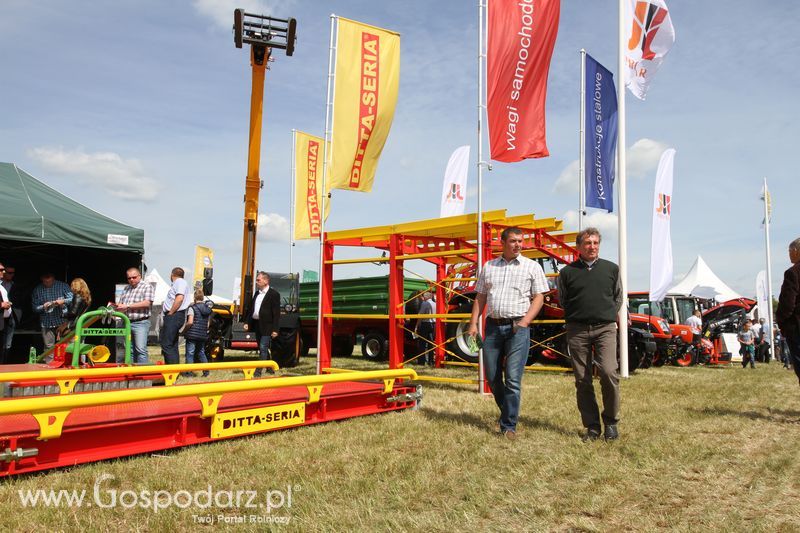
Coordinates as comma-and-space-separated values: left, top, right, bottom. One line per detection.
656, 193, 671, 217
627, 1, 669, 60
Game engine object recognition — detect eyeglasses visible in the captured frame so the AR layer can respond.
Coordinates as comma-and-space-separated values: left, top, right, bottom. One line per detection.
0, 268, 5, 272
127, 276, 139, 280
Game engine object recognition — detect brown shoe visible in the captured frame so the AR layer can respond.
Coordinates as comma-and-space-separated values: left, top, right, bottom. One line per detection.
503, 430, 517, 441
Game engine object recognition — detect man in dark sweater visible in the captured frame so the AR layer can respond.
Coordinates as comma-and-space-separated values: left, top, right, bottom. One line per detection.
776, 237, 800, 385
557, 227, 622, 442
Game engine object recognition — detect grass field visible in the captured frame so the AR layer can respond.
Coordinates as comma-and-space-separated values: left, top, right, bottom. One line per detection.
2, 352, 800, 532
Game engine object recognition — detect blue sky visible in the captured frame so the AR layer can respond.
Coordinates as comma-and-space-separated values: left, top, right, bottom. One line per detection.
1, 0, 797, 299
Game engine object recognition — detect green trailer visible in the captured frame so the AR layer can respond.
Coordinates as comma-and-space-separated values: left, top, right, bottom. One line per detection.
299, 276, 430, 360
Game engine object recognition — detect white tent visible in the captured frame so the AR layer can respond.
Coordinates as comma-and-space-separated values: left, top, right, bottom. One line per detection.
668, 255, 741, 302
143, 268, 171, 305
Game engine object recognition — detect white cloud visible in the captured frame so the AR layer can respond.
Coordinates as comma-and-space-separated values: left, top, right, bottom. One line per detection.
552, 139, 668, 194
257, 212, 290, 242
553, 159, 579, 194
627, 138, 669, 179
27, 147, 160, 202
562, 209, 618, 235
192, 0, 296, 29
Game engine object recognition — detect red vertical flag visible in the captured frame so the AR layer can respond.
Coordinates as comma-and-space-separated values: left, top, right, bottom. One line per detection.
487, 0, 560, 163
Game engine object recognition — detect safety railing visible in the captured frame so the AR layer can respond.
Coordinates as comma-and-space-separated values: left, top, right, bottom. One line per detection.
0, 361, 281, 394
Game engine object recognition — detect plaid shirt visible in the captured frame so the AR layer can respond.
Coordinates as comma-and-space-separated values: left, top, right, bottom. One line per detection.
476, 255, 549, 319
32, 281, 73, 328
118, 281, 156, 321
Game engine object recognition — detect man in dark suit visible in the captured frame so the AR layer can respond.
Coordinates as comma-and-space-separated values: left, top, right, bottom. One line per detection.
776, 237, 800, 385
246, 271, 281, 377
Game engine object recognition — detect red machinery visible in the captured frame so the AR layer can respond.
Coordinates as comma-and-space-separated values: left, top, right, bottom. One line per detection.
0, 364, 419, 476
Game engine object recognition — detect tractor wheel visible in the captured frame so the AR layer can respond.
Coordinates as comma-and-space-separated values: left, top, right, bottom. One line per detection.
674, 346, 697, 367
446, 304, 479, 364
361, 331, 388, 361
332, 335, 356, 357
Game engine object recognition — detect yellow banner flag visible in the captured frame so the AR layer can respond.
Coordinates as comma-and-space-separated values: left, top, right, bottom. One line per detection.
294, 131, 330, 240
330, 18, 400, 193
193, 245, 214, 288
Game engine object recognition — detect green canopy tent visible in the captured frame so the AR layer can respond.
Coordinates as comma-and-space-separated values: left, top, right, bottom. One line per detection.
0, 162, 145, 360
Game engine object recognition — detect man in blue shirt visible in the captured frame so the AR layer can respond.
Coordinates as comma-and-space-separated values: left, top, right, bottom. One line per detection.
31, 272, 73, 356
160, 267, 190, 365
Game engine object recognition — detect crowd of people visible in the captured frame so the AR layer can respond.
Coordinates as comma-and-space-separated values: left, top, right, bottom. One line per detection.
0, 262, 286, 378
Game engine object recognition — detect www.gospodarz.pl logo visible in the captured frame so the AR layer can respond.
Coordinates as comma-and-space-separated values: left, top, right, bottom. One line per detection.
17, 473, 298, 516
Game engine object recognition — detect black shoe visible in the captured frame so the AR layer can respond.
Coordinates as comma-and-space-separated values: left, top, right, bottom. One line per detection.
581, 428, 601, 442
201, 371, 210, 377
253, 370, 262, 378
604, 425, 619, 441
180, 372, 195, 377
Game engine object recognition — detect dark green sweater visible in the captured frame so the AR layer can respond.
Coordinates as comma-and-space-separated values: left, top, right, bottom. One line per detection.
557, 258, 621, 324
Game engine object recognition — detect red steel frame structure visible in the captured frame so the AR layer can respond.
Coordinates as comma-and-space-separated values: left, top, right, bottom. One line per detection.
317, 210, 578, 374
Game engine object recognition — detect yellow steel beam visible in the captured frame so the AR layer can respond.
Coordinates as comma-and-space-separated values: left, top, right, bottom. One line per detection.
397, 248, 475, 261
444, 361, 571, 373
321, 367, 356, 373
525, 365, 573, 372
326, 209, 508, 242
323, 313, 390, 319
396, 313, 471, 319
0, 368, 418, 440
442, 277, 477, 282
410, 375, 478, 385
324, 256, 391, 265
0, 361, 281, 393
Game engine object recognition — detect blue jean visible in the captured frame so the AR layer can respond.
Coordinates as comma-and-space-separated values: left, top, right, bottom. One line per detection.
130, 320, 150, 364
160, 310, 185, 365
482, 320, 531, 432
185, 339, 208, 365
117, 320, 151, 364
258, 335, 272, 361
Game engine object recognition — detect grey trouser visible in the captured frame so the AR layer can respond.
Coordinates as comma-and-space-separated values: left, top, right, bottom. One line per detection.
566, 322, 620, 430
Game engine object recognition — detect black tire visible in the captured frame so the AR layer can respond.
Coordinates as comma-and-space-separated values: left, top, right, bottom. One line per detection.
271, 331, 300, 368
300, 335, 311, 358
673, 346, 697, 367
332, 335, 356, 357
445, 318, 479, 364
361, 331, 388, 361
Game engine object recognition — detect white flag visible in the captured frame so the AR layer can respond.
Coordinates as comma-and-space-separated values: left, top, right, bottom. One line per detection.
649, 148, 675, 302
760, 181, 772, 227
755, 270, 771, 332
624, 0, 675, 100
440, 145, 470, 217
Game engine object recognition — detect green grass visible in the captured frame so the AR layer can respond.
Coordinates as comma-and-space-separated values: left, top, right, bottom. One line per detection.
2, 352, 800, 532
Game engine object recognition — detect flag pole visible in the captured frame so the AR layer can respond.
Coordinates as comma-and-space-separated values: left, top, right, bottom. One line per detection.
317, 14, 337, 375
763, 177, 775, 357
579, 49, 586, 232
476, 0, 487, 395
290, 129, 296, 275
617, 0, 630, 378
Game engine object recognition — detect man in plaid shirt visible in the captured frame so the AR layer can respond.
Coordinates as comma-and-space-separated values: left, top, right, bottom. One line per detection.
113, 267, 155, 364
468, 227, 548, 440
32, 272, 73, 355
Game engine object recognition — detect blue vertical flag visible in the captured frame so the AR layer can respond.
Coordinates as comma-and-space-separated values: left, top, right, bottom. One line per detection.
584, 54, 618, 212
